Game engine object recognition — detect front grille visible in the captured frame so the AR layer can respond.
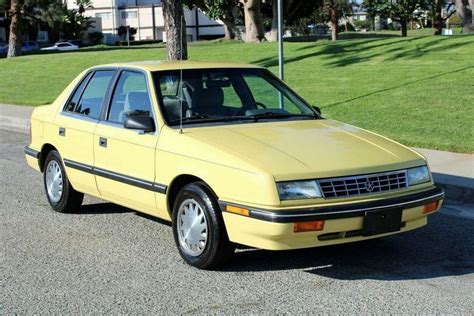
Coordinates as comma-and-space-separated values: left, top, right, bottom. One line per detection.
318, 170, 408, 198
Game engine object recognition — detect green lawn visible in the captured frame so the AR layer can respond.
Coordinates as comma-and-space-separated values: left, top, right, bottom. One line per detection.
1, 31, 473, 153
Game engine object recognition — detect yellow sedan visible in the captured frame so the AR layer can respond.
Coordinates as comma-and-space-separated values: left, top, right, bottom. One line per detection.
25, 61, 444, 269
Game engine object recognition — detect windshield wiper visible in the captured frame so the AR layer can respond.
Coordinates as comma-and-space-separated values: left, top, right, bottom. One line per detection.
169, 114, 254, 125
169, 112, 316, 126
169, 114, 213, 124
247, 112, 317, 122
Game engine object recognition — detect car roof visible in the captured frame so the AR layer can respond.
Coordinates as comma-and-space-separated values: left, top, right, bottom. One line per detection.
91, 60, 263, 72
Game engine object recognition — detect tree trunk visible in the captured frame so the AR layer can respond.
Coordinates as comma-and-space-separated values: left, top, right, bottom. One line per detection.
7, 0, 22, 59
433, 0, 442, 35
267, 0, 278, 42
470, 0, 474, 32
243, 0, 265, 43
330, 8, 338, 41
400, 17, 408, 37
162, 0, 188, 60
222, 18, 236, 40
455, 0, 472, 33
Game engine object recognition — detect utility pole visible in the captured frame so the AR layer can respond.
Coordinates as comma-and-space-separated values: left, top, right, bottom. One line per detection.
277, 0, 284, 80
111, 0, 116, 37
195, 7, 200, 41
152, 4, 156, 40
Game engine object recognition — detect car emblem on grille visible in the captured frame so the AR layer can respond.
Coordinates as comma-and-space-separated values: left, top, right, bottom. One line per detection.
365, 180, 375, 192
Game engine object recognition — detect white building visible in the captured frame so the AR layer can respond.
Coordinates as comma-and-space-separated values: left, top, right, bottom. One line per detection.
65, 0, 225, 43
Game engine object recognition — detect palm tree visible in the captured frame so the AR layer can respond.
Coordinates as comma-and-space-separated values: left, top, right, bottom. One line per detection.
75, 0, 93, 15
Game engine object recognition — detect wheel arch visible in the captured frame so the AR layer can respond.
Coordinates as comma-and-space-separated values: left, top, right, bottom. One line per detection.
166, 174, 218, 218
39, 143, 58, 172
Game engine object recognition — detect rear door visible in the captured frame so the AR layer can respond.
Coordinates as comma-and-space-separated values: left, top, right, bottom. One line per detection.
55, 69, 116, 196
93, 69, 159, 214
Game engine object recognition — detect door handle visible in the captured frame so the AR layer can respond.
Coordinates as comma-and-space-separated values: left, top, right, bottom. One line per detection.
59, 127, 65, 136
99, 137, 107, 148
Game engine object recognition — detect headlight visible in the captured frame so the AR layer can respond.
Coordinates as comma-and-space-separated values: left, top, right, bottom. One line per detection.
277, 180, 322, 200
407, 166, 430, 186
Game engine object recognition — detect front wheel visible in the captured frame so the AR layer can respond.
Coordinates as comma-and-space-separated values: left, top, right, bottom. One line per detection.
172, 182, 235, 269
43, 150, 84, 213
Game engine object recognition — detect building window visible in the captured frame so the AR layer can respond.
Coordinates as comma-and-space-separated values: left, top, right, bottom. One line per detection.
96, 12, 111, 20
122, 11, 138, 19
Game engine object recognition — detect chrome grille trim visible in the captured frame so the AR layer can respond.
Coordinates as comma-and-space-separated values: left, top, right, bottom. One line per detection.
318, 170, 408, 198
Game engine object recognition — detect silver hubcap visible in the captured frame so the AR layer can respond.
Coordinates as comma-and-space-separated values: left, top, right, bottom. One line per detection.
177, 199, 208, 257
45, 160, 63, 203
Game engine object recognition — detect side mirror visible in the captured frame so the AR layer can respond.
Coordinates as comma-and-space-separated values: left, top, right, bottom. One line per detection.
124, 115, 155, 133
312, 106, 322, 116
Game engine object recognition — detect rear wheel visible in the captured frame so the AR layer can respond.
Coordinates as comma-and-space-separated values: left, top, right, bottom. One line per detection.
172, 182, 235, 269
43, 150, 83, 213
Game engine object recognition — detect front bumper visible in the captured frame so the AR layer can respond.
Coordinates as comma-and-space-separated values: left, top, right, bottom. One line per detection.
219, 187, 444, 250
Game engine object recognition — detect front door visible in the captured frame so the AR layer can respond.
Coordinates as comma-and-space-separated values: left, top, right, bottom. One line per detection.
93, 70, 159, 214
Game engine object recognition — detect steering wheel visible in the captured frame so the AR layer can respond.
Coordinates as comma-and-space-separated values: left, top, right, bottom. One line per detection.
235, 101, 268, 116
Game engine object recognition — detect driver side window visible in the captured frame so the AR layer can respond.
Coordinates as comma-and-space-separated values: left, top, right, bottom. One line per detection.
107, 71, 152, 124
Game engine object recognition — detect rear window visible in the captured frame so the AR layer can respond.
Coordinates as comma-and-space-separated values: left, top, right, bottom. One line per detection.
73, 70, 115, 119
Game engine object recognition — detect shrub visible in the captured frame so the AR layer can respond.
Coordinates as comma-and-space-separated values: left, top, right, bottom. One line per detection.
353, 19, 371, 30
115, 39, 163, 46
89, 32, 104, 45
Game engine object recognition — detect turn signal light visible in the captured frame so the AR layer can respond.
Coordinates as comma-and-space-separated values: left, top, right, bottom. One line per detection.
294, 220, 325, 233
423, 201, 439, 214
226, 205, 250, 217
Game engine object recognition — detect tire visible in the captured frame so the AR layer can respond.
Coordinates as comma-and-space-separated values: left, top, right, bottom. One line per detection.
43, 150, 84, 213
172, 182, 235, 269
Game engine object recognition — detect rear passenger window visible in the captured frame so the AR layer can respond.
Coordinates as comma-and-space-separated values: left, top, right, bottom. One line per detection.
107, 71, 152, 124
74, 70, 114, 119
65, 73, 92, 112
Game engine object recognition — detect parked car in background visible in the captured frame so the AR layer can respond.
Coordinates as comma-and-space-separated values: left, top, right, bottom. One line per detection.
22, 41, 40, 52
67, 39, 84, 47
41, 42, 79, 51
24, 61, 444, 269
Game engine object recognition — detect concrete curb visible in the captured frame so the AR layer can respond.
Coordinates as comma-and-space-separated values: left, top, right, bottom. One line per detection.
0, 115, 30, 133
1, 104, 473, 203
0, 104, 33, 133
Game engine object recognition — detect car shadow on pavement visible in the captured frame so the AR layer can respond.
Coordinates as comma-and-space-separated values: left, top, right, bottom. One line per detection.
73, 202, 172, 225
221, 212, 474, 280
71, 202, 132, 215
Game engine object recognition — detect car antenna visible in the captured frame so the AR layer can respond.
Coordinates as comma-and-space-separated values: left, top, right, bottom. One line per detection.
179, 15, 184, 135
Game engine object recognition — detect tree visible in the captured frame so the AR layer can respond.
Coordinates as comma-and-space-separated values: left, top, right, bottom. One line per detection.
320, 0, 352, 41
454, 0, 473, 33
266, 0, 323, 41
162, 0, 188, 60
38, 1, 67, 42
117, 25, 137, 41
61, 6, 94, 39
7, 0, 22, 58
367, 0, 431, 37
433, 0, 455, 35
75, 0, 92, 15
5, 0, 94, 57
240, 0, 265, 42
184, 0, 239, 40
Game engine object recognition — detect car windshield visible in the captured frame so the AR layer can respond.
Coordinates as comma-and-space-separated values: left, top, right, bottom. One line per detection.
152, 68, 318, 126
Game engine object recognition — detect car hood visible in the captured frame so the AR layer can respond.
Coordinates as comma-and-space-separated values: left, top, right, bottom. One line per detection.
184, 119, 426, 181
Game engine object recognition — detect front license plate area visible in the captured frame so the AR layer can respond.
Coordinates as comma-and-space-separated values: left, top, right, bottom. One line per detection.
362, 208, 403, 236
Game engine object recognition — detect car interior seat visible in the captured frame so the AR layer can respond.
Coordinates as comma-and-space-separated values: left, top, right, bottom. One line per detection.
119, 91, 151, 123
189, 87, 229, 117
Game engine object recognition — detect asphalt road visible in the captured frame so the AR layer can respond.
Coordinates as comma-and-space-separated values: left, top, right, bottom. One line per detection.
1, 129, 473, 314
